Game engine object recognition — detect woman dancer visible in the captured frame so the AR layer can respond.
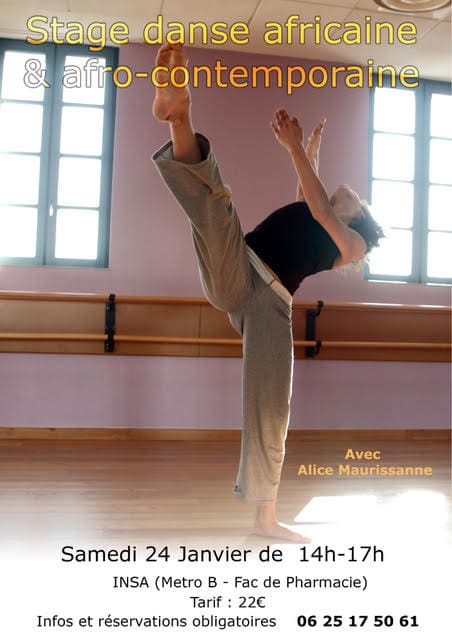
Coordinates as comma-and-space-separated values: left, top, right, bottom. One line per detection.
152, 43, 383, 542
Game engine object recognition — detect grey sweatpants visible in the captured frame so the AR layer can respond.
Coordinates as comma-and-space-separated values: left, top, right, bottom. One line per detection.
153, 134, 294, 503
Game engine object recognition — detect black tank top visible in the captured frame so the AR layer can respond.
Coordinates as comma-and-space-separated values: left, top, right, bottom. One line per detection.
245, 201, 340, 295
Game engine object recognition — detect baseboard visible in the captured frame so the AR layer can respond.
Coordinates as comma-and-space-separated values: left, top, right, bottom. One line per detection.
0, 427, 449, 442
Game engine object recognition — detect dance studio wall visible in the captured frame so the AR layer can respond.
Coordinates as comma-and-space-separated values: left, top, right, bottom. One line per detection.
0, 44, 450, 430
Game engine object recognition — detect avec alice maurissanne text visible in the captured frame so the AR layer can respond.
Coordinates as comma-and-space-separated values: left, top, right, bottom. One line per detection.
298, 449, 433, 477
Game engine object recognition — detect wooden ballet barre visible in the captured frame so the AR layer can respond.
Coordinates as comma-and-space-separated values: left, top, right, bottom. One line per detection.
0, 332, 242, 345
0, 332, 242, 346
0, 333, 449, 350
114, 298, 449, 312
0, 291, 109, 303
114, 335, 243, 345
315, 341, 450, 350
297, 301, 450, 313
0, 333, 241, 346
0, 291, 210, 305
0, 290, 450, 314
1, 290, 449, 362
116, 336, 450, 349
0, 333, 106, 341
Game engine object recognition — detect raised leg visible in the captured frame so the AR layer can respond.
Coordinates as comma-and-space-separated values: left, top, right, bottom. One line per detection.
152, 45, 252, 312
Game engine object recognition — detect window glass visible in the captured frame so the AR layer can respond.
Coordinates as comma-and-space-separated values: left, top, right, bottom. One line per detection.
367, 229, 412, 277
372, 133, 415, 182
60, 106, 104, 156
427, 232, 452, 278
1, 51, 46, 101
55, 208, 99, 260
0, 206, 37, 257
0, 154, 40, 205
371, 180, 413, 229
0, 103, 43, 153
373, 87, 415, 134
428, 185, 452, 231
430, 94, 452, 138
62, 55, 106, 105
57, 157, 102, 208
429, 139, 452, 185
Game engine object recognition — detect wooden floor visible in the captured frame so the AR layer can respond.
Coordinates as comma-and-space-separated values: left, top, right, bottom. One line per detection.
0, 432, 449, 639
0, 432, 450, 546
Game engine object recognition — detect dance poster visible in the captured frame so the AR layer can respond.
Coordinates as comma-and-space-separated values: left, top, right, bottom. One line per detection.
0, 2, 451, 640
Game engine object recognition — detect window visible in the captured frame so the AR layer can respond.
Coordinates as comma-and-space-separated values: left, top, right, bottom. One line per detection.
367, 79, 452, 284
0, 39, 117, 267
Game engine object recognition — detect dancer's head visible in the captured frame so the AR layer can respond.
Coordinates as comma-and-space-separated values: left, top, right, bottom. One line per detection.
330, 185, 384, 254
330, 184, 362, 224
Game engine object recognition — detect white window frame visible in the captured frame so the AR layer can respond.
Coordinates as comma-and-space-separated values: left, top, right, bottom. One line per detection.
366, 78, 452, 285
0, 39, 117, 267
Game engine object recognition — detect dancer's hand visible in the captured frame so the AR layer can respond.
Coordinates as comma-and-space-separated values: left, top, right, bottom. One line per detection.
305, 117, 326, 171
270, 108, 303, 152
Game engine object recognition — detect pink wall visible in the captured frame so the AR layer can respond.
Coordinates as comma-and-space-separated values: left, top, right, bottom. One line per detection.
0, 44, 450, 429
0, 354, 449, 429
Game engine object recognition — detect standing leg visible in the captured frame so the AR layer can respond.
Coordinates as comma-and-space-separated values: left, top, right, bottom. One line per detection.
229, 281, 311, 543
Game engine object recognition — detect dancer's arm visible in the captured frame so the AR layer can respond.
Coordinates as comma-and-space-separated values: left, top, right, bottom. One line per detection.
296, 117, 326, 202
271, 110, 366, 265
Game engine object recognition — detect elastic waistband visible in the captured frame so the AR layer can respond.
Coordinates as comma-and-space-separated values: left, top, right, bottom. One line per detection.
246, 246, 293, 307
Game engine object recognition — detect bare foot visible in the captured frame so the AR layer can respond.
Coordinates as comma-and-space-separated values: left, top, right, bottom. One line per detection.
253, 521, 311, 543
152, 43, 191, 125
253, 503, 311, 543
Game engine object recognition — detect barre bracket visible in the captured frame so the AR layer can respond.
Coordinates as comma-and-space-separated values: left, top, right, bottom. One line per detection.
104, 293, 116, 353
305, 300, 324, 358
